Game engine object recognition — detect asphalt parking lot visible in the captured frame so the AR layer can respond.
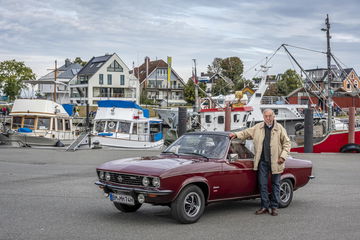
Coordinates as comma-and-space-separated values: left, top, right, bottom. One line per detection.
0, 147, 359, 240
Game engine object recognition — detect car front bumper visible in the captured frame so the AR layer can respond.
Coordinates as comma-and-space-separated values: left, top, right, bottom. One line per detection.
95, 181, 174, 205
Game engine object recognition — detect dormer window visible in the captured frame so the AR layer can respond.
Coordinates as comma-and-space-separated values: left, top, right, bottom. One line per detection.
107, 60, 123, 72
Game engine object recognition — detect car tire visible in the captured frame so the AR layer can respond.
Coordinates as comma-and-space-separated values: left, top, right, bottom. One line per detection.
279, 179, 293, 208
340, 143, 360, 153
171, 185, 205, 224
113, 202, 142, 213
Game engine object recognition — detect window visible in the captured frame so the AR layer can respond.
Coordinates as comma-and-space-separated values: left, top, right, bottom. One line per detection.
24, 118, 35, 129
107, 60, 123, 72
95, 121, 106, 132
96, 62, 103, 67
218, 116, 224, 124
100, 88, 109, 97
12, 117, 22, 129
64, 119, 71, 131
107, 74, 112, 85
57, 119, 63, 131
99, 74, 103, 85
120, 75, 125, 85
118, 122, 131, 133
107, 121, 117, 132
132, 123, 137, 134
205, 115, 212, 123
38, 117, 50, 130
233, 114, 239, 123
113, 88, 124, 97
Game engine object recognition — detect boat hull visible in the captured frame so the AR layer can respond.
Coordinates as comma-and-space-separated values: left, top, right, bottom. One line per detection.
92, 136, 164, 150
291, 129, 360, 153
0, 132, 75, 147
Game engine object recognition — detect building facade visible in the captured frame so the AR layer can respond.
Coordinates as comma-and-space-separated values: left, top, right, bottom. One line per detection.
37, 59, 82, 104
134, 57, 186, 106
69, 53, 139, 106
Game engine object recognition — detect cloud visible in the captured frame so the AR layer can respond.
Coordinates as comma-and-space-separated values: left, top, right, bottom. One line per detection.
0, 0, 359, 83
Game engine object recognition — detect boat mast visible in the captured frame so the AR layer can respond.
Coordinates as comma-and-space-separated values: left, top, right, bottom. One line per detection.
322, 14, 333, 131
52, 60, 58, 102
193, 59, 199, 112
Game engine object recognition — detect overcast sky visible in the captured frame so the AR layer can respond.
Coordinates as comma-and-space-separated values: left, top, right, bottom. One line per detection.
1, 0, 359, 81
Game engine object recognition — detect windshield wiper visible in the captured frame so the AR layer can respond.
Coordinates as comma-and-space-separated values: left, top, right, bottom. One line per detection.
180, 152, 209, 161
161, 151, 179, 157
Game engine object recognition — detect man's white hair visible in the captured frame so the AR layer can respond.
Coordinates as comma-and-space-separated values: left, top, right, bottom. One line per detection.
262, 109, 275, 115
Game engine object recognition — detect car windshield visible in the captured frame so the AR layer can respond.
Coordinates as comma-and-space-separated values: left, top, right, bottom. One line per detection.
164, 134, 229, 159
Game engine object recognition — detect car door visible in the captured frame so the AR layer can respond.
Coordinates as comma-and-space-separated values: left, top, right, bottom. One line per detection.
218, 141, 258, 199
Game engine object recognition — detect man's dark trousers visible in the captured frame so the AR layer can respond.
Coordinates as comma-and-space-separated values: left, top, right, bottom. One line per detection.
258, 160, 280, 209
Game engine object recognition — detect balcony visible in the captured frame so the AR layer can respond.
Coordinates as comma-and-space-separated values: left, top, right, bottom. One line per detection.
93, 93, 134, 98
146, 84, 183, 89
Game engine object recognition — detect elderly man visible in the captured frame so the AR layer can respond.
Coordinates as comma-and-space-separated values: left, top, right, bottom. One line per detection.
229, 109, 291, 216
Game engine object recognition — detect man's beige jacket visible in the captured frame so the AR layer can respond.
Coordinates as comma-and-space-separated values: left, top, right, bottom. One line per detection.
233, 120, 291, 174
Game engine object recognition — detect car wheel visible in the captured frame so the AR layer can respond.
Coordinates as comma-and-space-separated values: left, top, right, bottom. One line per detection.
113, 202, 142, 213
279, 179, 293, 208
171, 185, 205, 224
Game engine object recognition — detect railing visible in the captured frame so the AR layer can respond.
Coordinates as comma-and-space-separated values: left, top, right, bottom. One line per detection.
261, 96, 289, 105
93, 93, 134, 98
70, 80, 88, 85
147, 85, 184, 89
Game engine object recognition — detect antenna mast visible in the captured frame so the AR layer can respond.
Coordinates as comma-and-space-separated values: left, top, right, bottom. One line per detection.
322, 14, 333, 131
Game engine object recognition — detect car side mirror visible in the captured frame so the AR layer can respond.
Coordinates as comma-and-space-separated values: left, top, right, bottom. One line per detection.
228, 153, 238, 162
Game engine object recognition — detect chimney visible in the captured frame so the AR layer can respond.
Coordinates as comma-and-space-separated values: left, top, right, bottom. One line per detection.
65, 58, 71, 67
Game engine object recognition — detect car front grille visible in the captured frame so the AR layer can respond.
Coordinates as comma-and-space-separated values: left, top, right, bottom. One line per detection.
108, 172, 143, 186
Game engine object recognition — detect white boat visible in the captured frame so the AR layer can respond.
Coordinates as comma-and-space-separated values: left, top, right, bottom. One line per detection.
0, 99, 78, 146
92, 100, 163, 149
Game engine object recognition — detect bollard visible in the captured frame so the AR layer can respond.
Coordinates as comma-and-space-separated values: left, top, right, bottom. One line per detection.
348, 107, 355, 144
304, 108, 313, 153
178, 107, 187, 137
224, 107, 231, 131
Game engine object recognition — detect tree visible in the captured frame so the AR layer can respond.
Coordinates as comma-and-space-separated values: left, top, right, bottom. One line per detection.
207, 58, 223, 75
276, 69, 302, 96
233, 77, 255, 91
0, 60, 36, 101
184, 79, 206, 105
264, 83, 279, 96
74, 57, 87, 66
211, 78, 231, 96
140, 88, 154, 105
220, 57, 244, 82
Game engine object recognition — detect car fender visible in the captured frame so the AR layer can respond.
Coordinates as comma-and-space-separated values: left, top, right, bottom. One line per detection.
280, 173, 296, 188
172, 176, 210, 202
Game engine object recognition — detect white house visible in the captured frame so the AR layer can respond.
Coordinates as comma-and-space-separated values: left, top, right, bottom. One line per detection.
69, 53, 139, 106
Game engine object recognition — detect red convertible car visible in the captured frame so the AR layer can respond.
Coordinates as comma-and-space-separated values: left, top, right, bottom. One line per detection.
95, 132, 314, 223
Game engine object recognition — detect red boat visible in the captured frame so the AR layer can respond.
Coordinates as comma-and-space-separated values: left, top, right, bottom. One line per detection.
291, 129, 360, 153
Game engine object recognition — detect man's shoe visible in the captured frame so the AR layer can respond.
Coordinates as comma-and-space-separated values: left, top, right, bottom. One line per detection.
255, 208, 269, 215
271, 208, 278, 216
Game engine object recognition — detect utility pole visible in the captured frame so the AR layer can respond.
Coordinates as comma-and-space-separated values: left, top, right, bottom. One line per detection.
322, 14, 333, 131
193, 59, 199, 112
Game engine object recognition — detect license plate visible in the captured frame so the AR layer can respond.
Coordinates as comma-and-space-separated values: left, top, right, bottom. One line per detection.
109, 193, 135, 205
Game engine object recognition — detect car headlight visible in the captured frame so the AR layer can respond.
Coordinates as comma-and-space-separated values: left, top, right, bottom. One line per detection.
152, 177, 160, 188
105, 172, 111, 181
142, 177, 150, 187
99, 171, 104, 180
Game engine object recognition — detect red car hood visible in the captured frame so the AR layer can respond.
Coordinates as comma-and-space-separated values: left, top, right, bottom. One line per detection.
97, 155, 198, 176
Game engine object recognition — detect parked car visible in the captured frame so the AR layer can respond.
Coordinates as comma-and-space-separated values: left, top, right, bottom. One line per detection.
95, 132, 314, 224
